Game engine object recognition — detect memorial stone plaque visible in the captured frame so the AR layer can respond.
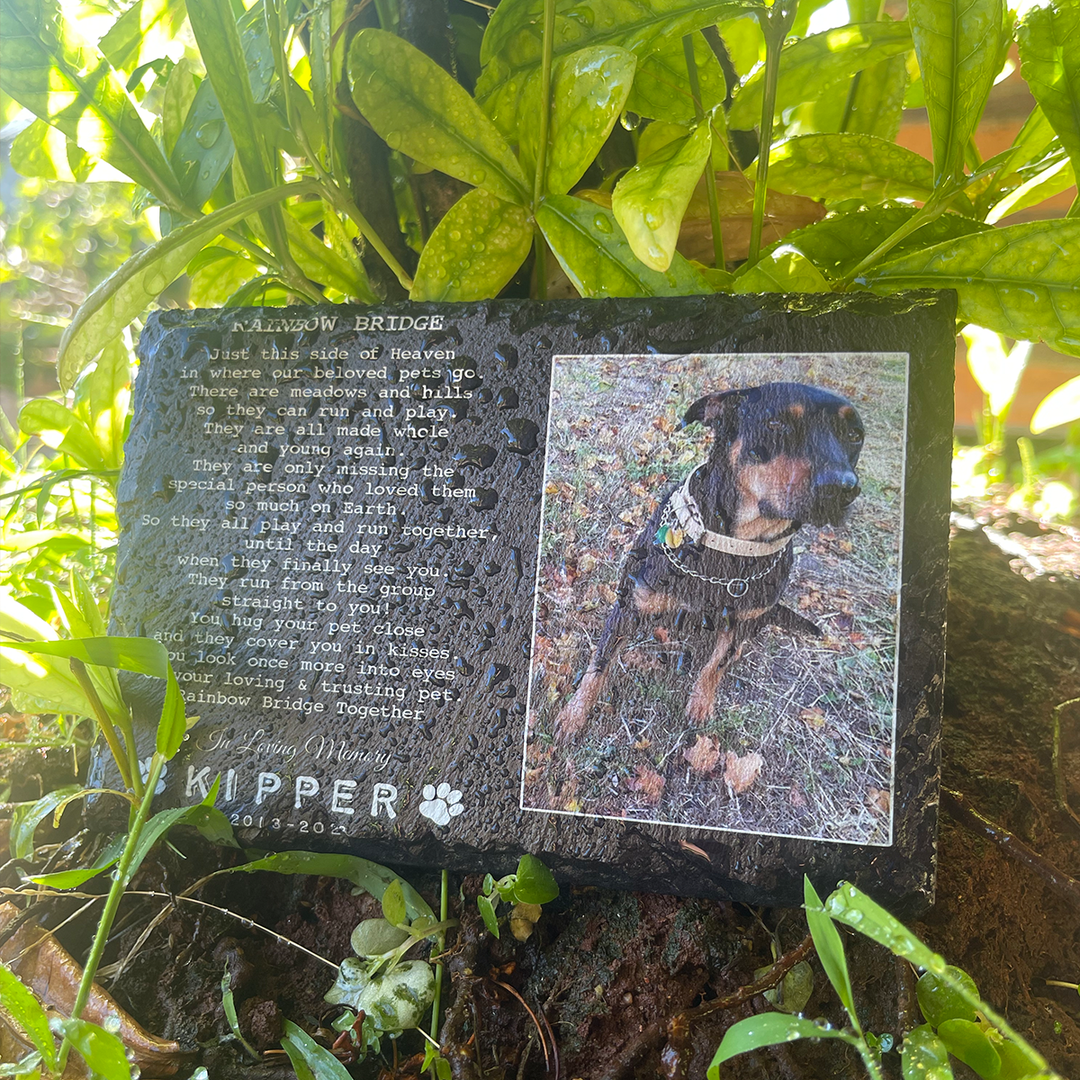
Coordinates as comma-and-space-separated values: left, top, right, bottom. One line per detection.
109, 293, 955, 909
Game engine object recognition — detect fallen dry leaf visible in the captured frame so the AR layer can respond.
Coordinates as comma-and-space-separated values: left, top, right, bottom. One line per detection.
789, 786, 808, 809
724, 751, 765, 795
800, 706, 827, 731
868, 787, 891, 815
0, 902, 183, 1077
683, 734, 723, 775
627, 765, 666, 805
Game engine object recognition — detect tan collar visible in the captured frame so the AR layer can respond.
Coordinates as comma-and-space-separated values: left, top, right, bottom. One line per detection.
668, 466, 794, 557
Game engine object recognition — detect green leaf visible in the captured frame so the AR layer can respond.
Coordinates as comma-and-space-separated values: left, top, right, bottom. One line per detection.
766, 134, 935, 204
0, 963, 59, 1073
221, 966, 258, 1058
351, 919, 412, 957
1017, 1, 1080, 177
708, 1012, 853, 1076
10, 785, 85, 861
538, 194, 711, 297
477, 893, 500, 937
1031, 374, 1080, 434
937, 1019, 1002, 1079
0, 0, 183, 207
30, 832, 125, 889
50, 1018, 131, 1080
759, 204, 988, 279
728, 21, 913, 131
410, 188, 532, 301
803, 877, 858, 1029
185, 0, 290, 259
902, 1025, 955, 1080
1, 635, 171, 678
513, 854, 559, 904
223, 851, 435, 921
80, 338, 131, 470
324, 959, 435, 1032
917, 966, 980, 1027
17, 400, 106, 473
520, 45, 637, 195
477, 0, 755, 136
161, 58, 198, 159
57, 178, 318, 389
732, 246, 831, 292
0, 593, 92, 717
381, 879, 407, 926
309, 0, 348, 173
281, 1021, 353, 1080
626, 33, 726, 122
156, 665, 187, 758
98, 0, 182, 75
9, 117, 76, 181
865, 219, 1080, 355
612, 117, 712, 271
845, 52, 909, 141
349, 29, 528, 205
909, 0, 1005, 182
986, 154, 1075, 224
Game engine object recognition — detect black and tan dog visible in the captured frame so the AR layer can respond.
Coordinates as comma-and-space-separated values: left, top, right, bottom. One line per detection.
555, 381, 865, 738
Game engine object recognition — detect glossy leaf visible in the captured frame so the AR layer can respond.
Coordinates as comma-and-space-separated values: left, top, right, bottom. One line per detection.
1, 635, 171, 679
0, 963, 58, 1073
349, 29, 528, 205
56, 178, 318, 389
538, 194, 711, 297
0, 593, 92, 717
1031, 374, 1080, 434
937, 1019, 1002, 1078
381, 879, 407, 926
909, 0, 1005, 182
351, 919, 411, 957
917, 966, 980, 1026
18, 400, 107, 472
902, 1025, 955, 1080
733, 246, 830, 292
50, 1018, 131, 1080
477, 0, 754, 135
513, 854, 559, 904
986, 155, 1075, 224
10, 785, 84, 861
29, 833, 126, 889
411, 188, 532, 301
281, 1021, 354, 1080
845, 52, 909, 141
708, 1012, 852, 1076
520, 46, 637, 194
823, 881, 1049, 1076
803, 877, 858, 1026
626, 33, 726, 122
0, 0, 182, 207
185, 0, 288, 258
865, 219, 1080, 355
757, 204, 988, 279
323, 959, 435, 1031
613, 119, 711, 270
80, 337, 131, 470
962, 324, 1031, 418
1017, 1, 1080, 175
478, 893, 500, 937
224, 851, 435, 920
98, 0, 180, 75
281, 207, 377, 303
728, 21, 913, 131
766, 133, 934, 204
9, 117, 75, 181
309, 0, 348, 172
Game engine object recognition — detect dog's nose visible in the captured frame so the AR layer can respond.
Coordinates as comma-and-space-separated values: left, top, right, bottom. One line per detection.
814, 469, 860, 506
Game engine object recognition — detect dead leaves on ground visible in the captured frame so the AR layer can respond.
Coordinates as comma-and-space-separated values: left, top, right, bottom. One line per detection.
723, 750, 765, 795
0, 902, 183, 1077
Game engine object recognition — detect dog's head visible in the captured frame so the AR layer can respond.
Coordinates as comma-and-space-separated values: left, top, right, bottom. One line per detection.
683, 382, 864, 527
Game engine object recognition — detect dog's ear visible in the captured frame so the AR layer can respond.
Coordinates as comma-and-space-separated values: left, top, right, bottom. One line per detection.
681, 387, 754, 429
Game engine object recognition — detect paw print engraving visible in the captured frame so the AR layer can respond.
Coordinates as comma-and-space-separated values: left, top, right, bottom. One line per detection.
418, 782, 465, 826
138, 757, 168, 795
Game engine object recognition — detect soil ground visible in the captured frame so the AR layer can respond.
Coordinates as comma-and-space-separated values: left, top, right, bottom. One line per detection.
2, 503, 1079, 1080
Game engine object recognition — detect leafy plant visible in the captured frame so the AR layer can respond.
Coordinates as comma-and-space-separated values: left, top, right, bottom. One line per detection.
477, 852, 560, 939
708, 877, 1061, 1080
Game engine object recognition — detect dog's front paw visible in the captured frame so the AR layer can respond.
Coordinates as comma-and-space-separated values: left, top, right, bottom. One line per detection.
686, 688, 716, 725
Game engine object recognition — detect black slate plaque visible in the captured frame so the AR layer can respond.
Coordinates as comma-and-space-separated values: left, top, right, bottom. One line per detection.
109, 294, 954, 909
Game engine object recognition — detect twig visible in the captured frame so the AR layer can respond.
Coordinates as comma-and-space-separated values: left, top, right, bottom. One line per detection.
942, 788, 1080, 911
492, 980, 550, 1072
1052, 698, 1080, 832
599, 932, 815, 1079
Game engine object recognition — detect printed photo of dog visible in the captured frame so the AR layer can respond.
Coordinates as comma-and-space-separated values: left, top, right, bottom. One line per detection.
522, 352, 907, 845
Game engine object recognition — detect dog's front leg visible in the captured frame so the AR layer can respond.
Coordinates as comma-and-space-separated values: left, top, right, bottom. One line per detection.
555, 600, 634, 741
686, 630, 746, 724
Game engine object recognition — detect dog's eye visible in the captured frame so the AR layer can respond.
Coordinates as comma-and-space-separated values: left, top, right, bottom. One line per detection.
766, 417, 786, 431
846, 425, 864, 443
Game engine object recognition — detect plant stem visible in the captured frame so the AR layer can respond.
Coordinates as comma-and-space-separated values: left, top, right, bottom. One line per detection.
683, 34, 725, 269
58, 754, 166, 1073
748, 2, 796, 266
533, 0, 557, 212
427, 868, 450, 1075
856, 1038, 886, 1080
68, 658, 138, 797
838, 192, 947, 287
